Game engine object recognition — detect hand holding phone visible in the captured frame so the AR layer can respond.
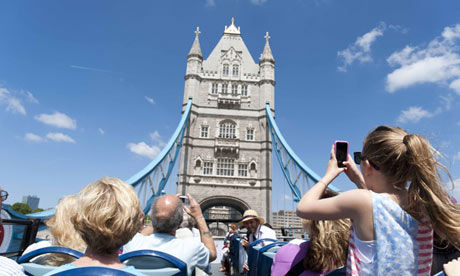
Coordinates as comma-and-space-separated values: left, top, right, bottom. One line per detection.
334, 141, 348, 168
179, 195, 190, 206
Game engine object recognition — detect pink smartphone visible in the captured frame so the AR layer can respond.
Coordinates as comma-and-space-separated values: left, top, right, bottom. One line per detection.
334, 140, 348, 168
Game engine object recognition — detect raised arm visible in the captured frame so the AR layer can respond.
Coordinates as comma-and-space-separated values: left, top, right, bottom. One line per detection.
343, 153, 367, 189
184, 194, 217, 262
296, 145, 373, 241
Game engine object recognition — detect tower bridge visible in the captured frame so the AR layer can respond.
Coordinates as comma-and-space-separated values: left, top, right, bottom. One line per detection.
3, 19, 340, 242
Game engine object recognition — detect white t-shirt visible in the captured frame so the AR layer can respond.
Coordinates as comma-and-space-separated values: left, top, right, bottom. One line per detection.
249, 225, 277, 246
0, 256, 26, 276
123, 232, 210, 276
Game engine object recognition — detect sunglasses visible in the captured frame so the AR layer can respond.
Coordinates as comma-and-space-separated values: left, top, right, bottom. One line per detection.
0, 190, 8, 201
353, 152, 380, 170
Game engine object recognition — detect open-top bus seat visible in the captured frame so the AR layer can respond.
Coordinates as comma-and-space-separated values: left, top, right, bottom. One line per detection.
49, 266, 137, 275
248, 238, 277, 276
17, 246, 84, 276
119, 250, 188, 276
257, 241, 287, 276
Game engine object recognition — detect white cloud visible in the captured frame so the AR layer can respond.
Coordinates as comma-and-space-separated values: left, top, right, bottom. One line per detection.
145, 96, 155, 104
20, 90, 39, 104
0, 88, 26, 115
127, 142, 161, 160
150, 130, 167, 147
24, 133, 45, 142
397, 106, 433, 123
5, 97, 26, 115
98, 128, 104, 135
386, 24, 460, 93
451, 179, 460, 202
337, 22, 386, 72
388, 24, 409, 34
46, 132, 76, 143
35, 112, 77, 129
150, 131, 161, 141
0, 87, 39, 115
251, 0, 267, 5
205, 0, 215, 6
454, 152, 460, 160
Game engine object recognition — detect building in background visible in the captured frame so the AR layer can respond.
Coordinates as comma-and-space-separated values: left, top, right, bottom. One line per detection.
272, 209, 303, 238
22, 195, 40, 210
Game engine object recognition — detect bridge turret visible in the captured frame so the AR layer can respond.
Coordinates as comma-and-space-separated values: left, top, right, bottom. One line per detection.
259, 32, 275, 108
184, 27, 203, 104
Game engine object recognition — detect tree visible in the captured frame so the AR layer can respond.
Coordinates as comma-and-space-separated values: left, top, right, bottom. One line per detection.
11, 202, 32, 214
32, 208, 44, 213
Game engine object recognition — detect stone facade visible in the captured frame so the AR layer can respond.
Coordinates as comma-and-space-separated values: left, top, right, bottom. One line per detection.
177, 19, 275, 223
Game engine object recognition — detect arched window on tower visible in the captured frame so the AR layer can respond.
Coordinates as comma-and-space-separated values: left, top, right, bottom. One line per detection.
249, 162, 257, 177
231, 84, 238, 95
211, 83, 218, 94
232, 65, 239, 77
222, 83, 228, 94
219, 121, 236, 139
223, 64, 229, 76
242, 85, 248, 96
194, 159, 202, 175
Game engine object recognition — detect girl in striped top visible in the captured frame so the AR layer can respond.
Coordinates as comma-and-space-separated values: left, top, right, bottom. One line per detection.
296, 126, 460, 275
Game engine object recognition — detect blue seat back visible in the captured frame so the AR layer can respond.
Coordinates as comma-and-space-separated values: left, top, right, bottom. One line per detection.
17, 246, 84, 276
119, 250, 187, 276
257, 241, 286, 276
433, 271, 446, 276
248, 239, 276, 276
230, 236, 241, 273
18, 246, 84, 264
50, 266, 137, 275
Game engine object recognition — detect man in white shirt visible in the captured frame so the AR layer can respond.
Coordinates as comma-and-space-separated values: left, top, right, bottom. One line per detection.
123, 194, 216, 275
239, 209, 277, 272
0, 187, 26, 276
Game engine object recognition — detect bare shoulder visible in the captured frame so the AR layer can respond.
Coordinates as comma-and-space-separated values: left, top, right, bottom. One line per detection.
336, 189, 373, 210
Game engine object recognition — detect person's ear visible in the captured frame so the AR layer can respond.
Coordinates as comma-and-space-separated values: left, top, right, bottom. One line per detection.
362, 160, 373, 177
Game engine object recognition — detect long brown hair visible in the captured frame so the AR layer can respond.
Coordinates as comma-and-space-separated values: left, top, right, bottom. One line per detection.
362, 126, 460, 247
303, 190, 350, 272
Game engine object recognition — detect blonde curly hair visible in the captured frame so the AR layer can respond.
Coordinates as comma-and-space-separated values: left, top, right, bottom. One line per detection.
40, 195, 86, 266
71, 177, 143, 255
303, 190, 350, 273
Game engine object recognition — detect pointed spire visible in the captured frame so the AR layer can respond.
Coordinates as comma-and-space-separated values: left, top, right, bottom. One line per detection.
188, 27, 203, 58
260, 32, 274, 63
224, 17, 241, 35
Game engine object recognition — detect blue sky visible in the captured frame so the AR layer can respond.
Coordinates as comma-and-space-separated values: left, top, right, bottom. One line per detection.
1, 0, 459, 209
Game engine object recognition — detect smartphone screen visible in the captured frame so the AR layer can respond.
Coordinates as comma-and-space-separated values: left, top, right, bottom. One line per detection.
335, 141, 348, 168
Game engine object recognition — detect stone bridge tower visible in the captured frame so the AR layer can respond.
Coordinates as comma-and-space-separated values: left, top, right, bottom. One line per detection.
178, 19, 275, 225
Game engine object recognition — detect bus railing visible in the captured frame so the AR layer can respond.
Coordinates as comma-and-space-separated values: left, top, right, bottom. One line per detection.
0, 218, 42, 259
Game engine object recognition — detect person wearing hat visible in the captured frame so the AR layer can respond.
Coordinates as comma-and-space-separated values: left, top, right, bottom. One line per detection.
240, 209, 277, 271
240, 209, 276, 247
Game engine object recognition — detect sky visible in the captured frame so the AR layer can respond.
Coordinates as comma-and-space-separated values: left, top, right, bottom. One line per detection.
1, 0, 459, 209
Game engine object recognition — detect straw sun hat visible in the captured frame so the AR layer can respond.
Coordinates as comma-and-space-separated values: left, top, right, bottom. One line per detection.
239, 209, 265, 225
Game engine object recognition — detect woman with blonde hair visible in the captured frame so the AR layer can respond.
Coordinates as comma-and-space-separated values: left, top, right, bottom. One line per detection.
296, 126, 460, 275
44, 177, 146, 276
22, 195, 86, 266
271, 190, 350, 276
